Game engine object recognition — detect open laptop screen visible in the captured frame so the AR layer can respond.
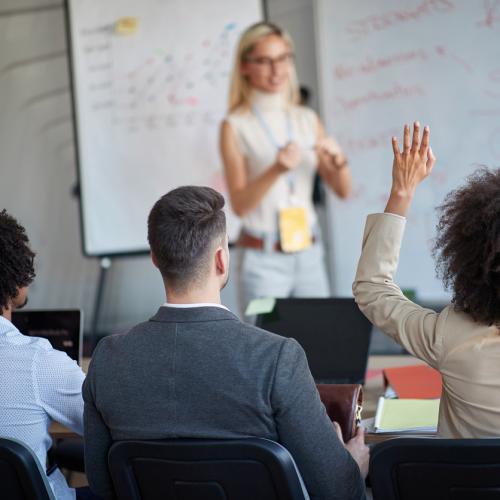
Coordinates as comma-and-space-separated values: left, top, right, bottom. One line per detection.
256, 298, 372, 384
12, 309, 83, 365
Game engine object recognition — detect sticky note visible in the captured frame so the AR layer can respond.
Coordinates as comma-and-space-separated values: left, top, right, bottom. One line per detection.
115, 17, 139, 36
245, 297, 276, 316
402, 288, 417, 301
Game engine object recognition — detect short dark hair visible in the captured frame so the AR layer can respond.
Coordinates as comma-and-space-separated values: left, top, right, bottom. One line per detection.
433, 167, 500, 326
148, 186, 226, 292
0, 210, 36, 314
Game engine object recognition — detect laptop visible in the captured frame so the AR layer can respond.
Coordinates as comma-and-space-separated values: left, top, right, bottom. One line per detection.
256, 298, 372, 384
12, 309, 83, 365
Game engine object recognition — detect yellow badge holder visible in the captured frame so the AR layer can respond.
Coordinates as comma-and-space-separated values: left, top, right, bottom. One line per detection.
279, 205, 312, 253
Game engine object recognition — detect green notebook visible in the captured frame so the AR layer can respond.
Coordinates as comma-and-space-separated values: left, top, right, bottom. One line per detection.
374, 397, 439, 433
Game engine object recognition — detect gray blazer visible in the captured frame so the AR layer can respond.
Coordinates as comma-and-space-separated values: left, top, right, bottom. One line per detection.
83, 306, 365, 500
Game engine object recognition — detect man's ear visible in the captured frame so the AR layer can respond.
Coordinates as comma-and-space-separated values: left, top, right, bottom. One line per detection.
151, 251, 160, 269
214, 246, 227, 277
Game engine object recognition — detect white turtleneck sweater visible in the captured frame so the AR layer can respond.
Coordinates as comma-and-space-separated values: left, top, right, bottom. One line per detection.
226, 91, 318, 236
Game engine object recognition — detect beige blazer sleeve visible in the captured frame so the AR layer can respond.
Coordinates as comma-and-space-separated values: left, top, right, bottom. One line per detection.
352, 213, 447, 368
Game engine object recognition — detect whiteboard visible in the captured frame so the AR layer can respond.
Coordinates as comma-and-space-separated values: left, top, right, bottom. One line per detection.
67, 0, 261, 256
315, 0, 500, 301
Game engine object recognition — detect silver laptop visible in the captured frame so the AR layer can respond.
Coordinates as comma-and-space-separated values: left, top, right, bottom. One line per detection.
12, 309, 83, 365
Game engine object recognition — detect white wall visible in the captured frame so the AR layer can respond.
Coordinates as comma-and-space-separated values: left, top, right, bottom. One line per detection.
0, 0, 99, 328
267, 0, 319, 111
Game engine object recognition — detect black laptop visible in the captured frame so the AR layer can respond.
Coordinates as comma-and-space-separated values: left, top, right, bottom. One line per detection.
256, 298, 372, 384
12, 309, 83, 365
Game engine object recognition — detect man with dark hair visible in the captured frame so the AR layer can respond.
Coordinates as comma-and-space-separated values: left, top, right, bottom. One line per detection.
0, 209, 86, 500
83, 186, 368, 500
147, 186, 228, 294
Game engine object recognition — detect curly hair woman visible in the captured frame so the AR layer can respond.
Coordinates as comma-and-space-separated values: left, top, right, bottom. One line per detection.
353, 122, 500, 438
434, 168, 500, 326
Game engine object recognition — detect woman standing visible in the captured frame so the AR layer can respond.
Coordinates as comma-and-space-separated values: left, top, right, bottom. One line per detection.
220, 22, 352, 311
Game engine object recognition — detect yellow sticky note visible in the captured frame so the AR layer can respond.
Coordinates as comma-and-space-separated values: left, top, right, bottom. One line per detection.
115, 17, 139, 36
245, 297, 276, 316
279, 206, 312, 253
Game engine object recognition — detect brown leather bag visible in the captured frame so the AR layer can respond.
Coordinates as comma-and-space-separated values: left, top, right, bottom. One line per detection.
316, 384, 363, 443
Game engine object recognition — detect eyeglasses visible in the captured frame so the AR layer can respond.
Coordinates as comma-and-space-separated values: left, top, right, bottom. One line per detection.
244, 52, 294, 68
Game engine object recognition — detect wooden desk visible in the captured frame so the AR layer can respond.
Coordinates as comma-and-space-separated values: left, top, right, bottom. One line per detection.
363, 355, 426, 418
81, 358, 90, 372
364, 355, 435, 444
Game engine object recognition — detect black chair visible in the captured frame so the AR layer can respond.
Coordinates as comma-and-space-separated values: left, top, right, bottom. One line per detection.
0, 437, 55, 500
108, 438, 308, 500
51, 437, 85, 473
370, 437, 500, 500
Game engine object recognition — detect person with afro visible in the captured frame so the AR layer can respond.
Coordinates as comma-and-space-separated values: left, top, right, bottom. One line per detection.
0, 210, 98, 500
353, 122, 500, 438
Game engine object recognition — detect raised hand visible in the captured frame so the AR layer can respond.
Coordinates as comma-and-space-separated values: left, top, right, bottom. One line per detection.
275, 141, 302, 172
385, 121, 436, 216
391, 122, 435, 195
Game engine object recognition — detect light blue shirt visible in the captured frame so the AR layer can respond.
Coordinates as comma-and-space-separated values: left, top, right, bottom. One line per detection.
0, 315, 85, 500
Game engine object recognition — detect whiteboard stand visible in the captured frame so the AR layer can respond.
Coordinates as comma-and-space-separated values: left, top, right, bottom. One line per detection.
90, 257, 112, 341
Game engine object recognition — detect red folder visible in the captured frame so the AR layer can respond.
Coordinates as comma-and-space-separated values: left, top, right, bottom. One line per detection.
383, 364, 442, 399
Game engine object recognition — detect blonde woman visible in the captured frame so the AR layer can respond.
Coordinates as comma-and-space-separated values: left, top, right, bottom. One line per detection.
220, 22, 352, 312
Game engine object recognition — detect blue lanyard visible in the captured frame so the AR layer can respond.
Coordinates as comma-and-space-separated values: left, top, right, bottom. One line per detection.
252, 106, 296, 195
252, 106, 294, 148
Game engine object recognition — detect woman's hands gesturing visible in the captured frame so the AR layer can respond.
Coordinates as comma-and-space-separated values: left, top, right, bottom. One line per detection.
275, 142, 302, 172
385, 121, 436, 217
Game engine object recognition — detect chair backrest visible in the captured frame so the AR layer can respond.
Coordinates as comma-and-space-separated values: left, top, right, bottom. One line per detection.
370, 437, 500, 500
0, 438, 55, 500
108, 438, 308, 500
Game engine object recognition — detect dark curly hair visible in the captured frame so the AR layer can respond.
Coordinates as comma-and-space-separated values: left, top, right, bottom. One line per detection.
0, 210, 36, 314
433, 168, 500, 326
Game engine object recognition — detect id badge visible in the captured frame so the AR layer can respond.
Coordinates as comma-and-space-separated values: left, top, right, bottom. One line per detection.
278, 205, 312, 253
